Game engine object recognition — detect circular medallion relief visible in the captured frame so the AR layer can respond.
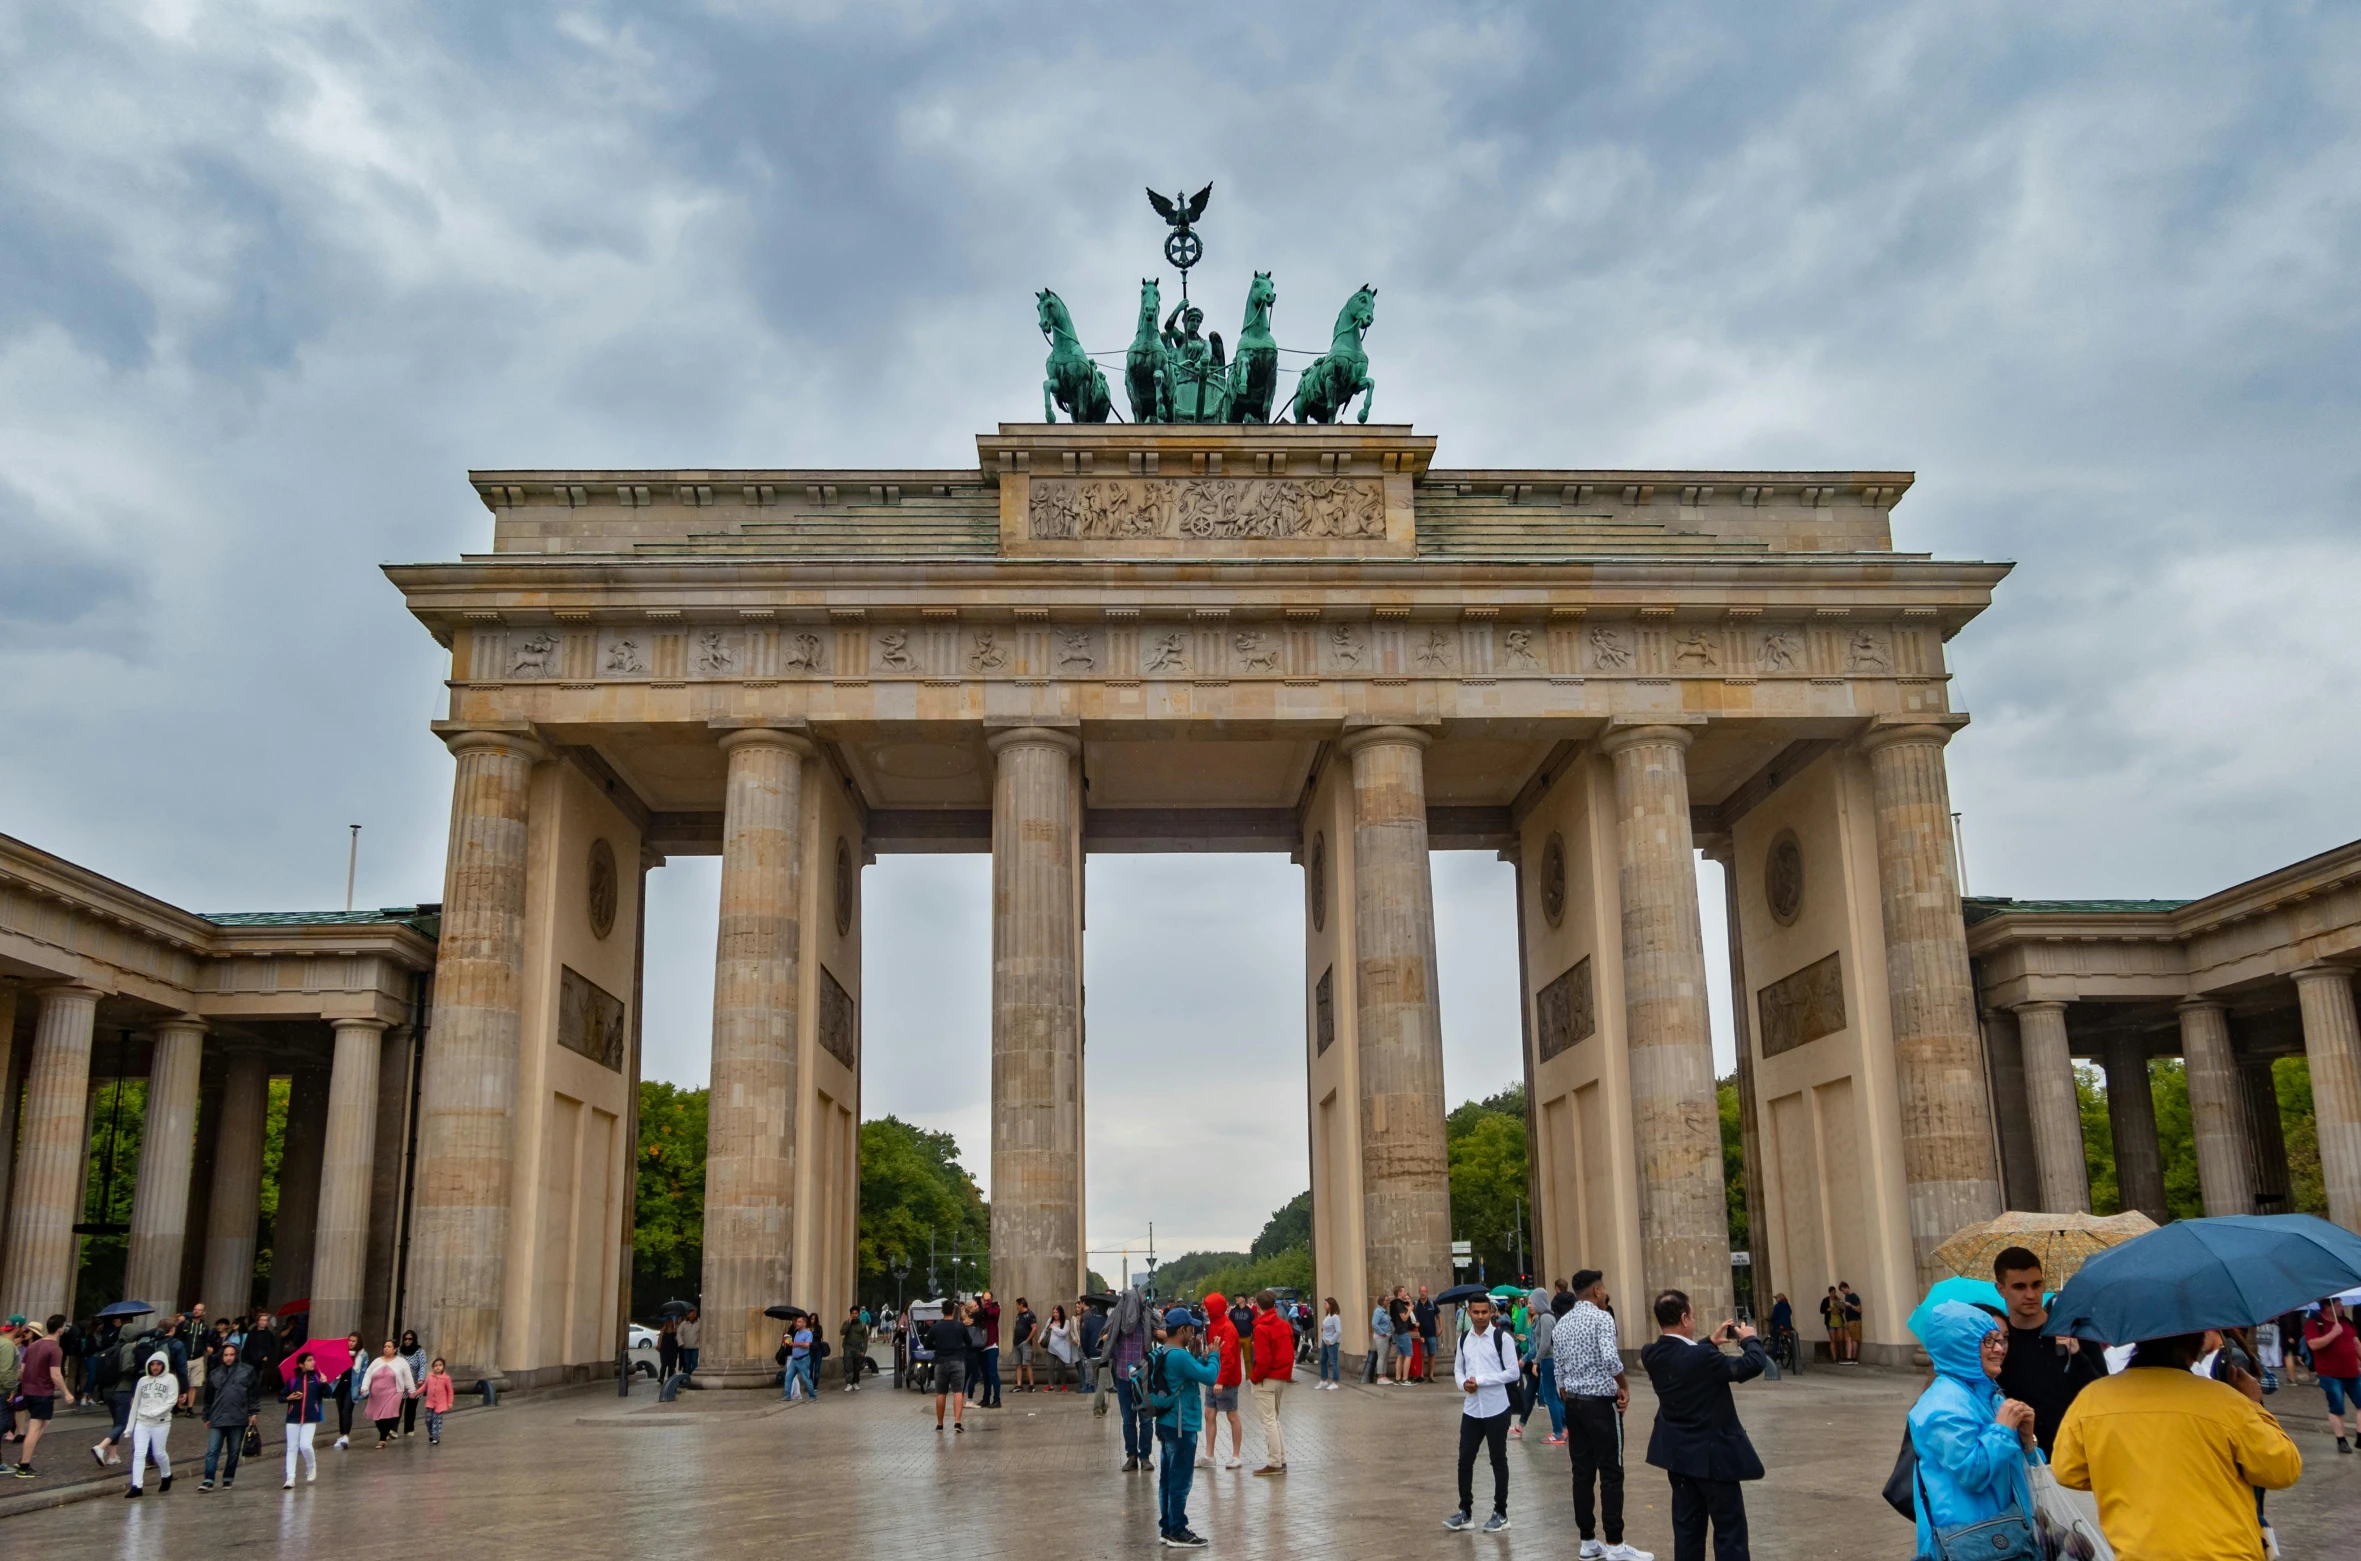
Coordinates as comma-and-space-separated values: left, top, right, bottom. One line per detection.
1540, 833, 1567, 928
1309, 831, 1327, 932
1765, 829, 1804, 927
587, 838, 618, 940
834, 836, 855, 938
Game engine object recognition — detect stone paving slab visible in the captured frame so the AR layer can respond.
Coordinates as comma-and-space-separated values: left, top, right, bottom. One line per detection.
1, 1366, 2353, 1557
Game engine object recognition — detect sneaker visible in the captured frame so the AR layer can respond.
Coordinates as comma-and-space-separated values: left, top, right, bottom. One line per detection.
283, 1480, 295, 1490
1224, 1458, 1242, 1471
125, 1487, 142, 1499
1509, 1424, 1523, 1438
1581, 1544, 1606, 1559
91, 1443, 109, 1467
1122, 1457, 1138, 1471
1173, 1532, 1209, 1548
2340, 1438, 2353, 1454
221, 1479, 234, 1488
1196, 1453, 1213, 1468
307, 1468, 317, 1483
1482, 1515, 1512, 1534
13, 1465, 35, 1479
1603, 1545, 1655, 1561
198, 1481, 213, 1492
953, 1422, 963, 1433
160, 1475, 172, 1492
1444, 1511, 1473, 1532
334, 1436, 348, 1449
1545, 1434, 1566, 1446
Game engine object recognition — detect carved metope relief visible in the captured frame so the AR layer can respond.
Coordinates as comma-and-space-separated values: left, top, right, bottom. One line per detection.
587, 838, 618, 940
1586, 624, 1633, 671
1756, 951, 1845, 1058
1764, 828, 1804, 927
695, 629, 736, 675
819, 965, 858, 1070
1499, 627, 1542, 670
1540, 833, 1567, 928
1536, 956, 1595, 1062
510, 631, 559, 678
1756, 627, 1802, 673
1027, 476, 1386, 540
782, 632, 825, 672
558, 966, 626, 1071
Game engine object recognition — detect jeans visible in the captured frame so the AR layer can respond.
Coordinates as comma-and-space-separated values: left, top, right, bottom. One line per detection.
202, 1426, 244, 1483
1537, 1358, 1565, 1435
1456, 1409, 1511, 1518
681, 1348, 699, 1375
784, 1357, 815, 1399
1116, 1372, 1154, 1460
980, 1345, 1002, 1406
1566, 1395, 1626, 1542
106, 1390, 133, 1444
1319, 1342, 1339, 1383
424, 1408, 444, 1444
1156, 1426, 1197, 1536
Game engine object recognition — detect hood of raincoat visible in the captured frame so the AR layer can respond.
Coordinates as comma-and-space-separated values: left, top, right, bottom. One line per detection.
1113, 1287, 1147, 1340
1918, 1300, 2003, 1393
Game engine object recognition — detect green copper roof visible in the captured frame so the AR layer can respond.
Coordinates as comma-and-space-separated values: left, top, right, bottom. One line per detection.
203, 907, 441, 939
1961, 896, 2193, 926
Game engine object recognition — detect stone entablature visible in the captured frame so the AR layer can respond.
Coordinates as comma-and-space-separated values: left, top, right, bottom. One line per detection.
1966, 837, 2361, 1011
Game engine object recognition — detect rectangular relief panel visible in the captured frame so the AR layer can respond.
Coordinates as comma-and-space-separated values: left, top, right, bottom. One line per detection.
1027, 476, 1387, 541
1771, 1090, 1825, 1295
1576, 1082, 1615, 1277
819, 965, 858, 1070
1315, 966, 1335, 1055
1756, 951, 1845, 1058
1536, 956, 1595, 1062
557, 966, 626, 1071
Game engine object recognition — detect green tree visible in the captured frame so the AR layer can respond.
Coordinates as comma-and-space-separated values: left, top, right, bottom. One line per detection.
73, 1077, 147, 1311
1717, 1073, 1749, 1255
2277, 1056, 2326, 1215
1251, 1190, 1311, 1260
857, 1115, 989, 1309
632, 1081, 708, 1320
1447, 1086, 1531, 1284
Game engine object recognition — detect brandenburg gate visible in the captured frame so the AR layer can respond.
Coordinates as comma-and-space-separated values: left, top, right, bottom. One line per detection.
385, 419, 2011, 1383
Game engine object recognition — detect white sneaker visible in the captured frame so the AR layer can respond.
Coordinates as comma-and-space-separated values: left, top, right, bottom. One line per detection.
1224, 1458, 1241, 1470
334, 1436, 348, 1450
283, 1480, 294, 1490
1604, 1546, 1655, 1561
1581, 1544, 1605, 1559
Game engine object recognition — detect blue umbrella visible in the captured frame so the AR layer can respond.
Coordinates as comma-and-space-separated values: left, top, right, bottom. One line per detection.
95, 1300, 154, 1319
2042, 1214, 2361, 1345
1907, 1277, 2006, 1344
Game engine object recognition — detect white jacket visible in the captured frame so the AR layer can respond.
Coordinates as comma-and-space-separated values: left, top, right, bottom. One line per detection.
131, 1369, 180, 1427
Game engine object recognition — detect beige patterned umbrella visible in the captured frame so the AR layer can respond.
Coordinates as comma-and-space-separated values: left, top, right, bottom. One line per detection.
1932, 1210, 2158, 1284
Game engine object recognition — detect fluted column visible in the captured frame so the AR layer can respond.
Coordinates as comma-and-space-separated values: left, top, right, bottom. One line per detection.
408, 727, 542, 1379
2178, 999, 2252, 1218
1339, 724, 1454, 1309
270, 1065, 331, 1309
2101, 1037, 2165, 1223
2238, 1053, 2293, 1214
0, 985, 102, 1321
1980, 1007, 2041, 1210
360, 1027, 415, 1347
200, 1049, 272, 1317
0, 984, 23, 1254
2294, 965, 2361, 1231
1600, 720, 1731, 1320
123, 1016, 205, 1307
1860, 720, 2002, 1282
310, 1018, 386, 1342
702, 728, 812, 1378
987, 726, 1084, 1316
2014, 1001, 2089, 1213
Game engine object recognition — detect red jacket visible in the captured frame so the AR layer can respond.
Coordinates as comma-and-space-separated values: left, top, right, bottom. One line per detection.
1249, 1307, 1294, 1383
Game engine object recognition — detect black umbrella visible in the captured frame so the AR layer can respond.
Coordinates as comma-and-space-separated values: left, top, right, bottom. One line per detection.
764, 1305, 809, 1321
1081, 1293, 1122, 1308
1435, 1283, 1492, 1307
656, 1299, 694, 1318
96, 1300, 156, 1319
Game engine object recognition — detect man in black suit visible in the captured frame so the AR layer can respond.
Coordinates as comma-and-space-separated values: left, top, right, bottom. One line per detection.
1637, 1290, 1768, 1561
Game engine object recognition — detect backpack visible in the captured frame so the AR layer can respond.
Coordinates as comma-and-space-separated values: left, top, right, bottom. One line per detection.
1144, 1346, 1180, 1414
117, 1338, 145, 1379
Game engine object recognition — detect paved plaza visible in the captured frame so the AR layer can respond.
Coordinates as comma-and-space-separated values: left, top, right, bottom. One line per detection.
6, 1359, 2358, 1557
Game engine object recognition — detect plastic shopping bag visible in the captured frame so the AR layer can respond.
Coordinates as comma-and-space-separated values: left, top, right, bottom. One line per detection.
2027, 1462, 2114, 1561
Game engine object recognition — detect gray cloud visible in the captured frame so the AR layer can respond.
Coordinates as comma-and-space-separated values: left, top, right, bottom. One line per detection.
3, 1, 2355, 1250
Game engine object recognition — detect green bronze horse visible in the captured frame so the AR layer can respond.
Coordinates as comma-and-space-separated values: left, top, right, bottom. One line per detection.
1124, 278, 1171, 423
1226, 271, 1279, 424
1037, 288, 1111, 423
1294, 284, 1376, 424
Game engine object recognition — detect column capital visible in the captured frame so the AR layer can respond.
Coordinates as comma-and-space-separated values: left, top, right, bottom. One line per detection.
716, 725, 816, 759
2292, 963, 2355, 989
1857, 712, 1971, 756
2176, 995, 2229, 1016
1336, 721, 1435, 757
35, 982, 106, 1003
1596, 714, 1705, 757
2011, 998, 2067, 1016
151, 1013, 208, 1037
436, 722, 548, 764
329, 1016, 391, 1035
984, 724, 1081, 757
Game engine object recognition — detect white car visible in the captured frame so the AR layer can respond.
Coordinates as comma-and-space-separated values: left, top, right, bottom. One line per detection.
628, 1323, 662, 1378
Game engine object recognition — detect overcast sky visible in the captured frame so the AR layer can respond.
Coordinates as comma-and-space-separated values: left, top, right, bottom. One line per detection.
4, 3, 2356, 1259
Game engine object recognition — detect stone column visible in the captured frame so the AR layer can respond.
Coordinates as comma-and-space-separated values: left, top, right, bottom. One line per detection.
177, 1062, 224, 1313
270, 1065, 331, 1310
2293, 965, 2361, 1232
988, 726, 1084, 1321
1338, 725, 1453, 1306
2177, 999, 2253, 1218
2101, 1037, 2165, 1223
361, 1027, 416, 1347
123, 1016, 206, 1308
2238, 1053, 2293, 1214
2014, 1001, 2089, 1213
0, 984, 23, 1260
1980, 1007, 2042, 1211
1860, 719, 2002, 1282
702, 728, 812, 1378
200, 1049, 272, 1317
309, 1018, 386, 1343
408, 727, 542, 1380
0, 985, 102, 1321
1599, 720, 1731, 1320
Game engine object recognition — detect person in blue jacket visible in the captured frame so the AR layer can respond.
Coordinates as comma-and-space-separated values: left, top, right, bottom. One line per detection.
281, 1350, 331, 1489
1151, 1306, 1221, 1548
1907, 1302, 2037, 1558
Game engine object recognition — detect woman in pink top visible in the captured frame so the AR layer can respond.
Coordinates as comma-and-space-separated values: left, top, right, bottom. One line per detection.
419, 1358, 456, 1446
358, 1341, 416, 1447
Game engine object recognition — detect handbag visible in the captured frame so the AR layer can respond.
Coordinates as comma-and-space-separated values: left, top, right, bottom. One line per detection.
241, 1423, 263, 1458
1883, 1428, 1918, 1519
1912, 1452, 2038, 1561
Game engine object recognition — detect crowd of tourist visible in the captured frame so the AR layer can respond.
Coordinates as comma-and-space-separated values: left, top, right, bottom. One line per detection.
0, 1307, 455, 1500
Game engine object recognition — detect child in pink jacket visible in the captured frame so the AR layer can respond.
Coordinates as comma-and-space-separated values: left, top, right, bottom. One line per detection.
420, 1359, 456, 1446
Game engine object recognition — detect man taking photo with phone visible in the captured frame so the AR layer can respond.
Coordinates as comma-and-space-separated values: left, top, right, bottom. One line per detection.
1639, 1291, 1769, 1561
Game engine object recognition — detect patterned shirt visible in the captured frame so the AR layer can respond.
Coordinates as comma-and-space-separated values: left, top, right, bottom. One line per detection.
1552, 1301, 1624, 1399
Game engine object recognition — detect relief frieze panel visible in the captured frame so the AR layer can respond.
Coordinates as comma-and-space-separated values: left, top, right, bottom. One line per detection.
1027, 475, 1386, 541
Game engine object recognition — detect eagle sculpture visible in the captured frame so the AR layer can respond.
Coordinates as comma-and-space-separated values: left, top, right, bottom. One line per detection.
1147, 183, 1212, 231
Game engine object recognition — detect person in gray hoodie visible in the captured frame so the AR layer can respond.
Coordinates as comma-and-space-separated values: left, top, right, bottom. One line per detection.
124, 1356, 179, 1497
199, 1343, 259, 1491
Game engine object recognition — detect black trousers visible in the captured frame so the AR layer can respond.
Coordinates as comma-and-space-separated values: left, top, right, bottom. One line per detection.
1565, 1395, 1625, 1542
1456, 1409, 1510, 1518
1666, 1471, 1749, 1561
